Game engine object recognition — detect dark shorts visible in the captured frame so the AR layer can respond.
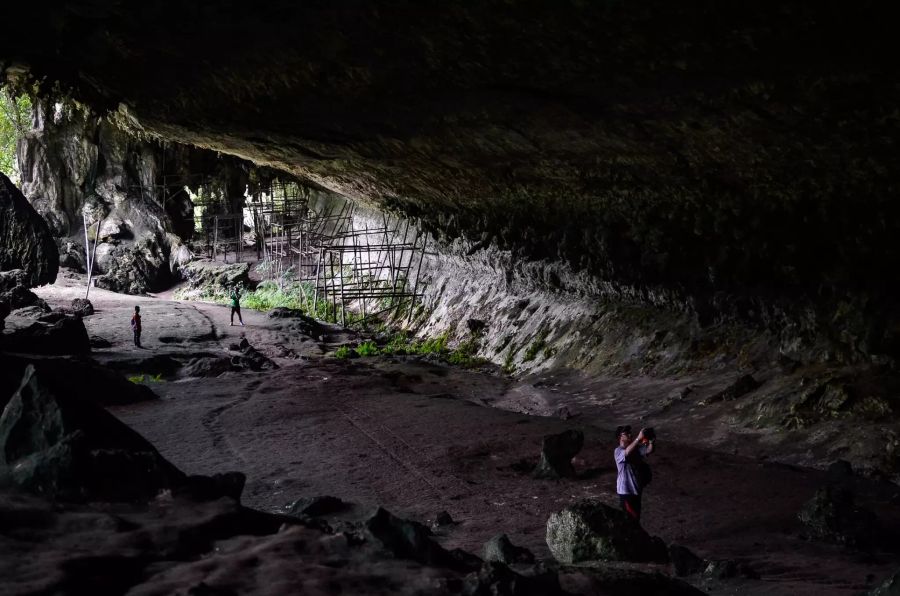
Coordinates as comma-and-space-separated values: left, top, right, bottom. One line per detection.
619, 494, 642, 521
231, 306, 241, 314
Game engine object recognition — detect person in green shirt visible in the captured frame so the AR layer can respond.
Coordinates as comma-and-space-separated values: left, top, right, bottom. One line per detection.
230, 285, 244, 326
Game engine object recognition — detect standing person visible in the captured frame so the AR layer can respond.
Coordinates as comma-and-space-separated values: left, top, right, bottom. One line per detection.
230, 285, 244, 326
131, 305, 142, 347
614, 425, 655, 522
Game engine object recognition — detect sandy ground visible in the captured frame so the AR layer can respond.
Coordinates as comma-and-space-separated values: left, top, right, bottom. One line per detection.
18, 275, 900, 595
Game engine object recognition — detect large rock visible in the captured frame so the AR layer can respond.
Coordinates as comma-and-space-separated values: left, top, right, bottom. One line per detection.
70, 298, 94, 316
365, 507, 482, 572
546, 500, 668, 564
0, 353, 158, 412
533, 429, 584, 479
798, 485, 878, 548
93, 234, 173, 295
0, 268, 28, 292
0, 364, 185, 501
482, 533, 535, 565
2, 285, 50, 311
0, 173, 58, 288
180, 260, 251, 298
0, 316, 90, 355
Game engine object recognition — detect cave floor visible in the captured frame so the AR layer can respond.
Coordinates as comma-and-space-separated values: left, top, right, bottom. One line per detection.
16, 276, 900, 595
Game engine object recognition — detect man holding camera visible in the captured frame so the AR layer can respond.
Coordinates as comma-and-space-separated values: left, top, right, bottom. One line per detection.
614, 425, 655, 522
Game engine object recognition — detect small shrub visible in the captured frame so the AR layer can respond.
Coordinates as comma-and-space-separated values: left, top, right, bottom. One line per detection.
503, 349, 516, 375
127, 373, 164, 384
523, 328, 550, 362
356, 340, 380, 357
334, 346, 353, 359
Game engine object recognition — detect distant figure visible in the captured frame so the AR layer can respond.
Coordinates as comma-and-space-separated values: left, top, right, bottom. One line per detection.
614, 425, 655, 522
131, 305, 142, 347
230, 286, 244, 326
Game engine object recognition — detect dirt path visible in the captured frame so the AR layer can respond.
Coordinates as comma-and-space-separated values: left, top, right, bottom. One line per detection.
25, 277, 900, 595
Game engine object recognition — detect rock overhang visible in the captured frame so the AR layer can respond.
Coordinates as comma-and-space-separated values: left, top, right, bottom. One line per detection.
1, 1, 899, 301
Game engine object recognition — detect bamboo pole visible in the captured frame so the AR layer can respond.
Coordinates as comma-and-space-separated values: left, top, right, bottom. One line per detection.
408, 233, 427, 324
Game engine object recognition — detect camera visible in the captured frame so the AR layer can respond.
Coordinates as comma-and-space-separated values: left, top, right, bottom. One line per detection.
642, 427, 656, 442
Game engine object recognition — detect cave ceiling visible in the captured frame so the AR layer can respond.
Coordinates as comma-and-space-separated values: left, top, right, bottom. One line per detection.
2, 1, 899, 297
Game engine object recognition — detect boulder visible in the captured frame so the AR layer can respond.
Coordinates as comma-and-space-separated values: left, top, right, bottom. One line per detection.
433, 510, 454, 527
284, 495, 350, 517
545, 500, 668, 564
0, 316, 91, 355
798, 485, 878, 547
269, 307, 328, 338
57, 239, 86, 272
0, 296, 9, 330
231, 340, 277, 371
0, 268, 28, 292
668, 544, 706, 577
179, 260, 250, 298
483, 533, 536, 565
3, 285, 50, 311
0, 173, 59, 287
0, 354, 158, 412
533, 429, 584, 479
94, 234, 173, 295
365, 507, 482, 572
0, 364, 185, 501
71, 298, 94, 316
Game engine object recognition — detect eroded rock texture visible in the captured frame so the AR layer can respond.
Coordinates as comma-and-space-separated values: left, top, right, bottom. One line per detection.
0, 173, 58, 287
13, 100, 273, 294
2, 2, 896, 354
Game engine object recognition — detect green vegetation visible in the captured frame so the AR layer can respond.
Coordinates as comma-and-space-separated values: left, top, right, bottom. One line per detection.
0, 89, 32, 185
241, 281, 311, 311
503, 348, 517, 375
355, 340, 380, 357
523, 327, 550, 362
128, 373, 164, 384
331, 331, 487, 367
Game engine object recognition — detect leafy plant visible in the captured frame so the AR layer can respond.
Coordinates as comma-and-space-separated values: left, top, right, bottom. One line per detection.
127, 373, 164, 384
356, 340, 380, 357
503, 348, 517, 375
334, 346, 353, 359
523, 327, 550, 362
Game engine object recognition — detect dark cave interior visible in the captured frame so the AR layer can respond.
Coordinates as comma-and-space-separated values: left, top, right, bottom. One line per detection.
1, 3, 899, 595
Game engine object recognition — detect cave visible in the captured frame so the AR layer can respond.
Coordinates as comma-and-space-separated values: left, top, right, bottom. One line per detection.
1, 3, 899, 594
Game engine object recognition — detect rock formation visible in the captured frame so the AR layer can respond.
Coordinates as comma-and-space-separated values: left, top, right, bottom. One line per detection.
0, 173, 57, 287
532, 429, 584, 479
11, 99, 279, 294
545, 500, 668, 564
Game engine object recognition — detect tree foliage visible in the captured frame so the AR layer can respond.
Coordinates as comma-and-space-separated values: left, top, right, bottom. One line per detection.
0, 87, 32, 185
